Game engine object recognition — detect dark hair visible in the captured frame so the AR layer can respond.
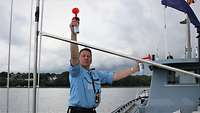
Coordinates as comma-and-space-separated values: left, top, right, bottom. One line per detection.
79, 48, 92, 56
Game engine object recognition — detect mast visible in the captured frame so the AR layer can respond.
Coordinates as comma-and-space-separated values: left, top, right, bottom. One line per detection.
186, 15, 192, 59
36, 0, 45, 112
33, 0, 40, 113
198, 34, 200, 62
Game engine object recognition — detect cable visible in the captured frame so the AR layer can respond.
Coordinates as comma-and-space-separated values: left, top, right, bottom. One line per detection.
6, 0, 14, 113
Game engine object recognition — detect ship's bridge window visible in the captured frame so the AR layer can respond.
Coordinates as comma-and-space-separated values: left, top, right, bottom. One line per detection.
167, 71, 200, 85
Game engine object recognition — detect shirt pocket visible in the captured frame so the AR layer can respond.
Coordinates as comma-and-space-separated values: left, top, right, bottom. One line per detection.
83, 75, 94, 90
94, 78, 101, 92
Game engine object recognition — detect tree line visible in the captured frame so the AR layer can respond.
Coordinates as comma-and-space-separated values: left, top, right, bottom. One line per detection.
0, 72, 151, 87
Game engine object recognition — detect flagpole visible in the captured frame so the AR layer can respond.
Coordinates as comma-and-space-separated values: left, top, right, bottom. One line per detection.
33, 0, 40, 113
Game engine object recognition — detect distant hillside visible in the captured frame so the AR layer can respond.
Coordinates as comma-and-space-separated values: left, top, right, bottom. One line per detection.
0, 72, 151, 87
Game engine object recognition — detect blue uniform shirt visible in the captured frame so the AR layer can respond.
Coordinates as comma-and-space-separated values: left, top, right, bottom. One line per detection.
67, 64, 114, 108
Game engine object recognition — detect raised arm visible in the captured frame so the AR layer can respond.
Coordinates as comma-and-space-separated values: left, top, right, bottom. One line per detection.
70, 20, 79, 66
113, 63, 139, 81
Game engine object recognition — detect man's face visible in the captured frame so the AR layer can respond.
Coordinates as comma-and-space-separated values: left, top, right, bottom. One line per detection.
79, 50, 92, 69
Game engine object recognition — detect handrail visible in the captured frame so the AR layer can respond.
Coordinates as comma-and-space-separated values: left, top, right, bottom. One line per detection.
111, 96, 148, 113
40, 32, 200, 78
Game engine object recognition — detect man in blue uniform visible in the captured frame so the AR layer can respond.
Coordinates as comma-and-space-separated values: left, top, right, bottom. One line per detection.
67, 18, 140, 113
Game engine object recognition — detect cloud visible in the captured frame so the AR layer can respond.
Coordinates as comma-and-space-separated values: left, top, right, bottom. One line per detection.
0, 0, 199, 73
0, 0, 31, 45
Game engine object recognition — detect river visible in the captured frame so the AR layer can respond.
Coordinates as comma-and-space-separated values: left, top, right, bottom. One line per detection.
0, 87, 147, 113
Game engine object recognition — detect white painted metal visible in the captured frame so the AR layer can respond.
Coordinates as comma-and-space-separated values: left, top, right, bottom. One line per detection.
40, 32, 200, 78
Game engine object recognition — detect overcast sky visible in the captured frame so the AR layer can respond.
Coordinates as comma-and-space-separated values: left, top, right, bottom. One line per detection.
0, 0, 200, 73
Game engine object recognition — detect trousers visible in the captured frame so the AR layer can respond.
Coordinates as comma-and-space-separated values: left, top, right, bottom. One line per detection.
67, 106, 96, 113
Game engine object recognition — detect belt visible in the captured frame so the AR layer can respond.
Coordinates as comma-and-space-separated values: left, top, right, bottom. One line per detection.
68, 106, 95, 112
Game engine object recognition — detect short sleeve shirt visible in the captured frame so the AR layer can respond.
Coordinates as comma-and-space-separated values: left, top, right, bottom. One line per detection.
67, 64, 114, 108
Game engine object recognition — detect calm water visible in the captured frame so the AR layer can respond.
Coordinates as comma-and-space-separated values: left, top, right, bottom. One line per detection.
0, 88, 146, 113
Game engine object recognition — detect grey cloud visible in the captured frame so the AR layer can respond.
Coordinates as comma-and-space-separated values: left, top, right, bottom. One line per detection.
0, 0, 30, 46
1, 0, 199, 73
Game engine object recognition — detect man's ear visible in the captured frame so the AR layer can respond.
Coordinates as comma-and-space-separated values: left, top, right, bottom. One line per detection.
90, 57, 92, 64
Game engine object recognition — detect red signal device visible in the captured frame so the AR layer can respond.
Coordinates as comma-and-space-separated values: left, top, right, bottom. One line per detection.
72, 8, 79, 16
71, 8, 80, 34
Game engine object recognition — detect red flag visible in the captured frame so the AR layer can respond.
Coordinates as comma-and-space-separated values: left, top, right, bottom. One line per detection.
142, 54, 152, 60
